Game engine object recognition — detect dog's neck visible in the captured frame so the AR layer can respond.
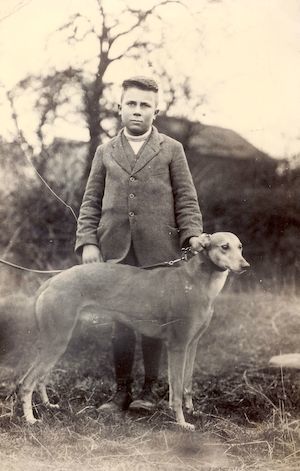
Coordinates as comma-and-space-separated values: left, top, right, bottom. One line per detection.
206, 269, 228, 300
200, 250, 228, 273
186, 251, 229, 300
202, 253, 229, 299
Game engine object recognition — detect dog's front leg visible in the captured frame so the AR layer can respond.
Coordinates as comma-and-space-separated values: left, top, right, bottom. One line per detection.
167, 346, 195, 431
19, 386, 36, 425
184, 315, 214, 415
183, 340, 198, 415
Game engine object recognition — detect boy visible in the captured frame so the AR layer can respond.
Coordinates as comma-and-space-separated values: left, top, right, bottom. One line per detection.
75, 76, 203, 412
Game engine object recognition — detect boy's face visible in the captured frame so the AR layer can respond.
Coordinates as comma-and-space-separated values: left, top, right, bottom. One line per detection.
119, 86, 159, 135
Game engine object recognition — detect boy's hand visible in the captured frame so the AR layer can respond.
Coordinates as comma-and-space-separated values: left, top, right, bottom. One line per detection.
189, 234, 210, 253
82, 244, 103, 264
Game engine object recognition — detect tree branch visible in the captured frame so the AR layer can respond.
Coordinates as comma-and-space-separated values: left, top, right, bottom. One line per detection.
5, 87, 78, 222
0, 0, 32, 24
109, 0, 184, 43
111, 42, 146, 61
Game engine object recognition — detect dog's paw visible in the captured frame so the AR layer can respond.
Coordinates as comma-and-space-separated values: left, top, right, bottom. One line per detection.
184, 403, 194, 415
179, 421, 195, 432
25, 417, 41, 426
47, 403, 60, 410
192, 409, 203, 418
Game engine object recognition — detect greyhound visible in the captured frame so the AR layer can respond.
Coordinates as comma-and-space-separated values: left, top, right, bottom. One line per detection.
18, 232, 249, 430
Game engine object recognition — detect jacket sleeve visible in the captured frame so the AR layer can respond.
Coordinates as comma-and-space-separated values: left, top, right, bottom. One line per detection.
170, 142, 203, 247
75, 146, 106, 254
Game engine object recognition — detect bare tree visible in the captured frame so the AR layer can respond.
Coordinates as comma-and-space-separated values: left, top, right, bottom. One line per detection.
10, 0, 187, 184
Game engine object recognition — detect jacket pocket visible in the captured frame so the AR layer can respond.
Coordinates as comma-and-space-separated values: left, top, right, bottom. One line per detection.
166, 225, 180, 239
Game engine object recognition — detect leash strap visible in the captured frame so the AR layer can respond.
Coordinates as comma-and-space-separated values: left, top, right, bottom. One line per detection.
0, 248, 194, 274
0, 258, 64, 274
141, 247, 193, 269
141, 258, 182, 270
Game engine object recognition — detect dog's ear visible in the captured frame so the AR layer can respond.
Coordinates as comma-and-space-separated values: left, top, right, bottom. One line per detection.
199, 233, 211, 250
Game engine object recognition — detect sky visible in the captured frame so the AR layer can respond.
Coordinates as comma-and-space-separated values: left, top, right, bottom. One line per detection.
0, 0, 299, 159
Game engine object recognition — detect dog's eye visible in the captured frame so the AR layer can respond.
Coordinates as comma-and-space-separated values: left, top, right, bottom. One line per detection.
221, 244, 229, 250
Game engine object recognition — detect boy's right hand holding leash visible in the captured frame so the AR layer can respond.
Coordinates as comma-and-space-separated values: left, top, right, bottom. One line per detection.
189, 233, 211, 254
82, 244, 103, 263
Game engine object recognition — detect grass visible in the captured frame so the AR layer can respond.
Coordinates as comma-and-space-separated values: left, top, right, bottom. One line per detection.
0, 288, 300, 470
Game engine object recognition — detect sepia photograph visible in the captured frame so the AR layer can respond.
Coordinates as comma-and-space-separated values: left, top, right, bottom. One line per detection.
0, 0, 299, 469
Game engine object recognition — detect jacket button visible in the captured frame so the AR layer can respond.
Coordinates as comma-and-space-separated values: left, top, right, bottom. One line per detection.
129, 193, 135, 199
129, 211, 135, 217
130, 176, 135, 182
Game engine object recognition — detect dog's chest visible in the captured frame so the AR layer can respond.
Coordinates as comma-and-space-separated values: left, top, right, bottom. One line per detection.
184, 281, 194, 295
182, 270, 228, 302
206, 271, 228, 300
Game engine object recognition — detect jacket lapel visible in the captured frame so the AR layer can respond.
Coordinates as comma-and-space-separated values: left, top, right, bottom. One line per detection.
131, 126, 164, 174
110, 130, 132, 174
110, 127, 164, 175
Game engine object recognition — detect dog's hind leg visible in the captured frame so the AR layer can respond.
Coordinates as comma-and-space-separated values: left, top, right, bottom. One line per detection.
18, 360, 41, 424
167, 345, 194, 431
37, 381, 59, 410
19, 289, 80, 423
19, 341, 69, 424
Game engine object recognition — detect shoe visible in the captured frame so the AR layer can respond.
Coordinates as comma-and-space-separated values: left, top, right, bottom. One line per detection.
98, 388, 132, 412
129, 385, 157, 412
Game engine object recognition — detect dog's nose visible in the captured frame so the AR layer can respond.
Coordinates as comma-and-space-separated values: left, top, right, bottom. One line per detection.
241, 260, 250, 270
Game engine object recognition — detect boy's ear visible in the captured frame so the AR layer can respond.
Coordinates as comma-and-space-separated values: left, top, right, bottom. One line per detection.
118, 104, 122, 115
154, 109, 159, 119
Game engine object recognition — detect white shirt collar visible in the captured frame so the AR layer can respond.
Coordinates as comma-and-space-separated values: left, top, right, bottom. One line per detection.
124, 127, 152, 142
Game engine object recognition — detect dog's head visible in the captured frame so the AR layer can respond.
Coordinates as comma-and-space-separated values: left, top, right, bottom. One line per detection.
197, 232, 250, 274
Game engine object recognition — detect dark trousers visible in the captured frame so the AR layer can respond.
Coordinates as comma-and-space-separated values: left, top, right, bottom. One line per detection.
112, 246, 162, 389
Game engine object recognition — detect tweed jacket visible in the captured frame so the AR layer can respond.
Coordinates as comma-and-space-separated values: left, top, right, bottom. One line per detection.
75, 126, 203, 266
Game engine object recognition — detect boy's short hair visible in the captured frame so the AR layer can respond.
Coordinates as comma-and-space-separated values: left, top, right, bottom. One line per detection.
122, 76, 159, 93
